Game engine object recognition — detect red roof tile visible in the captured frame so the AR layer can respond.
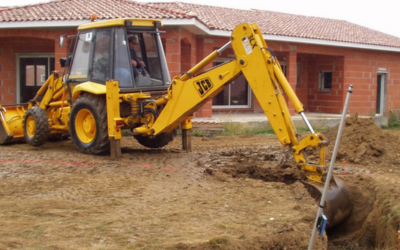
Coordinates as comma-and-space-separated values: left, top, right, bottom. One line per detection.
149, 2, 400, 48
1, 0, 400, 49
0, 0, 187, 22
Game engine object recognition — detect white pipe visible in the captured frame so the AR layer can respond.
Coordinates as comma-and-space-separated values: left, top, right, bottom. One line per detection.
308, 84, 353, 250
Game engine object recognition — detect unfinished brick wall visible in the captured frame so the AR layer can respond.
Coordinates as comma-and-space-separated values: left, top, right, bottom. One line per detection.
0, 43, 16, 104
307, 54, 345, 113
0, 36, 55, 104
387, 65, 400, 114
173, 33, 400, 117
0, 26, 399, 118
344, 49, 400, 116
264, 42, 400, 116
296, 54, 310, 110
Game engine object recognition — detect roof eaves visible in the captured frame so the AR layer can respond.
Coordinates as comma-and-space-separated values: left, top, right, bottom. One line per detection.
265, 35, 400, 53
0, 20, 87, 28
162, 17, 230, 36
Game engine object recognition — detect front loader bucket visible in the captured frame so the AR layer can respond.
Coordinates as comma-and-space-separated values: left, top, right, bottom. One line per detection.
0, 105, 26, 145
303, 176, 353, 228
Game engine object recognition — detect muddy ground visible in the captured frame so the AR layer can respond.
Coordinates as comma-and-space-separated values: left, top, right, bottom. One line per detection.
0, 114, 399, 249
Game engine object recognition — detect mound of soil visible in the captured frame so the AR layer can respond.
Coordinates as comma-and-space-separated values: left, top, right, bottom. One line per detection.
200, 146, 302, 184
321, 114, 400, 250
324, 113, 400, 167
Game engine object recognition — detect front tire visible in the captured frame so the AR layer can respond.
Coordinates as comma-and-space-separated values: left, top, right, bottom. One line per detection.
69, 94, 109, 154
23, 106, 49, 147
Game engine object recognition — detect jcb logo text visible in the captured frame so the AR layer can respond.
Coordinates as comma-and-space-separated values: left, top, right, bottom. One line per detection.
194, 78, 213, 97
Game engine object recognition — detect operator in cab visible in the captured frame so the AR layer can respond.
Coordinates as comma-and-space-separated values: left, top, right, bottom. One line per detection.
128, 35, 146, 76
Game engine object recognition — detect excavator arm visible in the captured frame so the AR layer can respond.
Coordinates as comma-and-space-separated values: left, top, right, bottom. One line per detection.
132, 23, 352, 228
135, 22, 327, 183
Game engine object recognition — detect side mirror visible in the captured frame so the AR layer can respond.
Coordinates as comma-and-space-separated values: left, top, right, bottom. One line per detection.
59, 58, 67, 68
59, 57, 71, 68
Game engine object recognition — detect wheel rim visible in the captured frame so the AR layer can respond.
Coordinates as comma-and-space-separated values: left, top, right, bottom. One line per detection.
75, 109, 96, 144
26, 116, 36, 138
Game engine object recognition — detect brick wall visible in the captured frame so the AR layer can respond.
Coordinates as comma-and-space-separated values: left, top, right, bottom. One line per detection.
262, 42, 400, 116
307, 55, 344, 113
0, 26, 399, 117
0, 36, 56, 104
296, 55, 310, 109
344, 49, 400, 115
170, 31, 400, 117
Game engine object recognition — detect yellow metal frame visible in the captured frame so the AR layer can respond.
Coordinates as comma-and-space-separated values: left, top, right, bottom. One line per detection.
106, 80, 122, 140
72, 81, 107, 101
78, 18, 161, 30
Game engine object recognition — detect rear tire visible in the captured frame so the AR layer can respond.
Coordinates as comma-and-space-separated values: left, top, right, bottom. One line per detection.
134, 130, 176, 149
23, 106, 49, 146
69, 94, 109, 154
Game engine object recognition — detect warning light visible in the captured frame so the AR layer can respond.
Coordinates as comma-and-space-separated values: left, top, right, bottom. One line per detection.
90, 13, 98, 22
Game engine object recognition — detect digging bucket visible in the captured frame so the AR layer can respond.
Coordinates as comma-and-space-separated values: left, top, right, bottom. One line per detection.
0, 104, 27, 144
303, 176, 353, 228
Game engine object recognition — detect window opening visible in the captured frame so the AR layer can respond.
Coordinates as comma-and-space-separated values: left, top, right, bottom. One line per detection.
319, 71, 332, 91
376, 73, 387, 115
212, 61, 251, 108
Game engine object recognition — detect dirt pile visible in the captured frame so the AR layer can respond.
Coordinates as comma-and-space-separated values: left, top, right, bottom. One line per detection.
321, 114, 400, 249
324, 113, 400, 166
199, 146, 303, 184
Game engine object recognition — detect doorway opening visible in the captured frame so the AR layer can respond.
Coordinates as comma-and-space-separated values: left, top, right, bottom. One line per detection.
376, 73, 387, 116
19, 56, 55, 103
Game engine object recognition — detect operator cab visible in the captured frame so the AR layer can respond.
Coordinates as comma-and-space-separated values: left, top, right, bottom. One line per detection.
66, 18, 170, 91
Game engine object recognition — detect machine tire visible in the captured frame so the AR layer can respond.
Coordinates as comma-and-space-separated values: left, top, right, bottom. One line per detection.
69, 94, 109, 154
0, 120, 9, 145
134, 130, 176, 149
23, 106, 49, 147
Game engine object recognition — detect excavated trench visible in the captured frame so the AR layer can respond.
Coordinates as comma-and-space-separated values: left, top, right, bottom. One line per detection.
200, 144, 399, 249
326, 173, 399, 250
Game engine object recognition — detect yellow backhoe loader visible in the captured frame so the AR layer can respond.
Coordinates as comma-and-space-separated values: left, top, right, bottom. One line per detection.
0, 17, 351, 228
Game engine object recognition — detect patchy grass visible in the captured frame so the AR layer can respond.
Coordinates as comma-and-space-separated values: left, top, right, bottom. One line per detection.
220, 122, 247, 136
382, 121, 400, 130
382, 114, 400, 130
216, 121, 323, 136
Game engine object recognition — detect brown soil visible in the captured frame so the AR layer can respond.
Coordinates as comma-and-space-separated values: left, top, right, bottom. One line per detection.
323, 113, 400, 249
325, 113, 400, 167
0, 114, 399, 250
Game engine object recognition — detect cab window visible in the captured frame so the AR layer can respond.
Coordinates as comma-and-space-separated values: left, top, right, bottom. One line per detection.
114, 28, 134, 88
91, 30, 111, 82
69, 31, 92, 80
